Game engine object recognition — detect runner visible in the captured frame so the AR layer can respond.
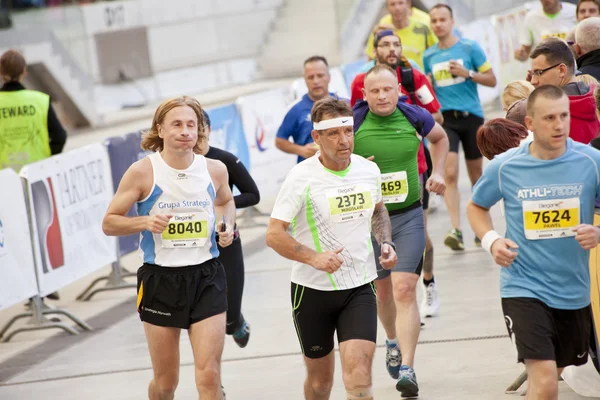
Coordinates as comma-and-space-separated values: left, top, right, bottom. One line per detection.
102, 96, 235, 400
351, 29, 444, 318
423, 3, 497, 251
529, 37, 600, 144
353, 64, 449, 397
276, 56, 337, 163
514, 0, 577, 62
201, 110, 259, 348
266, 97, 397, 400
364, 0, 437, 71
467, 85, 600, 399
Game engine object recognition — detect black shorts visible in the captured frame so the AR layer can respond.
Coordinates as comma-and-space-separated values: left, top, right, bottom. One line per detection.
442, 111, 484, 160
291, 282, 377, 359
502, 297, 591, 368
137, 259, 227, 329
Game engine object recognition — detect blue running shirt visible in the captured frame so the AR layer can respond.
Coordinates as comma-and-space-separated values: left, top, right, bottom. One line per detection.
276, 92, 337, 163
472, 140, 600, 309
423, 38, 491, 118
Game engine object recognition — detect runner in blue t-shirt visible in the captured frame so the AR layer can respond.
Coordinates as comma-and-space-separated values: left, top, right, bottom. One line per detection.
423, 4, 497, 251
467, 85, 600, 399
275, 56, 337, 163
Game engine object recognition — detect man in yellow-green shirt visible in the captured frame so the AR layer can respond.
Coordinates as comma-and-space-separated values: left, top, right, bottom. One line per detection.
364, 0, 436, 70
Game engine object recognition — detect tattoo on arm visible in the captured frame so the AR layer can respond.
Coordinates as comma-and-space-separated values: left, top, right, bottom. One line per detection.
295, 244, 305, 253
371, 206, 392, 245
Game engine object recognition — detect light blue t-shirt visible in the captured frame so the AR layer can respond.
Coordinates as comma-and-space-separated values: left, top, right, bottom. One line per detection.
358, 59, 422, 73
423, 38, 492, 118
472, 139, 600, 310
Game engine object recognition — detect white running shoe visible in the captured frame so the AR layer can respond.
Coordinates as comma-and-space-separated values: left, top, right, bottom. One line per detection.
428, 194, 442, 214
420, 282, 440, 317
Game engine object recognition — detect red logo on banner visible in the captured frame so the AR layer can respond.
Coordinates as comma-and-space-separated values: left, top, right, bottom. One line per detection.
31, 178, 64, 272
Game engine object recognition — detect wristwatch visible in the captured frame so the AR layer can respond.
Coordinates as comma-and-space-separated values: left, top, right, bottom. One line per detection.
382, 241, 396, 250
468, 70, 476, 79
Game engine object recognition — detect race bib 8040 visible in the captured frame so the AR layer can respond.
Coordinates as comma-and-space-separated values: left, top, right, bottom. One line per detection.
522, 198, 580, 240
161, 212, 209, 248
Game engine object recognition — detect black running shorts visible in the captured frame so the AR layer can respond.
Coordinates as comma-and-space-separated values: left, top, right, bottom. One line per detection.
442, 111, 484, 160
502, 297, 591, 368
291, 282, 377, 359
137, 259, 227, 329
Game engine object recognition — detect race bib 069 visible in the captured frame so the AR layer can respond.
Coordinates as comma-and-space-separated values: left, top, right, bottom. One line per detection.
522, 198, 580, 240
161, 212, 209, 248
326, 185, 374, 223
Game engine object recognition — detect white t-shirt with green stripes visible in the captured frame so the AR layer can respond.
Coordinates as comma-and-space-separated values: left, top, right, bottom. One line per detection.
271, 154, 382, 291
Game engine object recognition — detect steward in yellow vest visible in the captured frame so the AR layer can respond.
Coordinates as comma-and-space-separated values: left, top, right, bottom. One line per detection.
0, 49, 66, 171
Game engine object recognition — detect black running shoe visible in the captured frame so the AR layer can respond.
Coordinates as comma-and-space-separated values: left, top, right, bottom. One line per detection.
233, 320, 250, 348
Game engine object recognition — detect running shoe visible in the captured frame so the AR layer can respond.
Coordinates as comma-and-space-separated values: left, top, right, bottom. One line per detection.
444, 228, 465, 251
385, 339, 402, 379
474, 235, 482, 247
233, 320, 250, 348
428, 194, 441, 214
420, 282, 439, 317
396, 365, 419, 398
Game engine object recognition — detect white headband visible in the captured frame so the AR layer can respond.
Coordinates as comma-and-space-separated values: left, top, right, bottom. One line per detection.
313, 117, 354, 131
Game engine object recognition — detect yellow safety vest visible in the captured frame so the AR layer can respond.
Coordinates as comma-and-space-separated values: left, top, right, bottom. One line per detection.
0, 89, 50, 172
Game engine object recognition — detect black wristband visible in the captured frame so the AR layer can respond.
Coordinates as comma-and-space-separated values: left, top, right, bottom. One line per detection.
382, 241, 396, 250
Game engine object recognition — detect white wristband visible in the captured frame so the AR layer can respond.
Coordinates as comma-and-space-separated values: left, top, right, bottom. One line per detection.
481, 230, 502, 255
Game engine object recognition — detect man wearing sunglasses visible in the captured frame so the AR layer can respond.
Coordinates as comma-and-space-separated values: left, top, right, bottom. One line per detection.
529, 37, 600, 144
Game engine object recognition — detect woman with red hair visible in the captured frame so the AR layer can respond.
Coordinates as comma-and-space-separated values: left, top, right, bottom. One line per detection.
476, 118, 530, 160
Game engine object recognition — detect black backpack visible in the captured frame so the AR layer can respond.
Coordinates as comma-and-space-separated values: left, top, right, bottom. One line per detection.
399, 64, 418, 105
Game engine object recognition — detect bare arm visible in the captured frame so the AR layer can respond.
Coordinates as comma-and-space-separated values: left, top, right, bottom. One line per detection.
514, 45, 531, 62
371, 201, 392, 246
426, 123, 449, 177
102, 160, 154, 236
275, 137, 317, 159
266, 218, 318, 265
471, 69, 497, 88
432, 111, 444, 125
466, 200, 495, 240
266, 218, 345, 274
467, 200, 519, 267
276, 137, 304, 156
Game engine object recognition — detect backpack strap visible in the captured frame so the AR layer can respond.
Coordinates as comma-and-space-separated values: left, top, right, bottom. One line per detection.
399, 65, 418, 105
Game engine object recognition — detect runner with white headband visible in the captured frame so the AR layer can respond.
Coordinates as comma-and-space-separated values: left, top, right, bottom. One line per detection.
267, 97, 396, 399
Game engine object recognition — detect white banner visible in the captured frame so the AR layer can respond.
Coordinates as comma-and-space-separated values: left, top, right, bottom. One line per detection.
292, 67, 351, 100
237, 87, 298, 214
20, 144, 117, 297
491, 5, 531, 93
0, 169, 39, 310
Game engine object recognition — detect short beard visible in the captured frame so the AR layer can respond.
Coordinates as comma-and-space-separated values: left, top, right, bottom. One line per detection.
377, 56, 399, 69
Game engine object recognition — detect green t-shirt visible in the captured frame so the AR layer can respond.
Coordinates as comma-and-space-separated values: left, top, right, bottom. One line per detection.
353, 109, 421, 212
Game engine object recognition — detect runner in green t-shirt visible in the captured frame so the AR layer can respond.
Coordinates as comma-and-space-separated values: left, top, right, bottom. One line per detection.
352, 64, 449, 398
354, 108, 422, 213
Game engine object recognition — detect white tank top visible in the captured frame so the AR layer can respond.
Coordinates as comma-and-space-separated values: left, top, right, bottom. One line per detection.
137, 152, 219, 267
